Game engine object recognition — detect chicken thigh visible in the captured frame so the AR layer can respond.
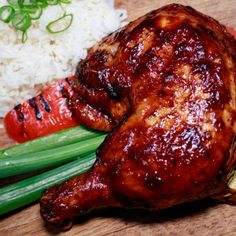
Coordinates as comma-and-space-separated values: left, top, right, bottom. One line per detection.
40, 4, 236, 226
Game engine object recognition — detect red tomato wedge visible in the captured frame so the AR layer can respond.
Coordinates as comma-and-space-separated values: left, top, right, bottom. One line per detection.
4, 76, 79, 143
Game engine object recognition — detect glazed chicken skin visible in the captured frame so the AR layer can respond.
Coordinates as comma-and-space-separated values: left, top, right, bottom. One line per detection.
40, 4, 236, 226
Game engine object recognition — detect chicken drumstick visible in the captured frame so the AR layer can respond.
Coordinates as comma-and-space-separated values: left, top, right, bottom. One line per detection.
40, 4, 236, 226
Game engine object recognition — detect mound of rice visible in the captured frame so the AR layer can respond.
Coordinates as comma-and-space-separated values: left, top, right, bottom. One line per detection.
0, 0, 126, 117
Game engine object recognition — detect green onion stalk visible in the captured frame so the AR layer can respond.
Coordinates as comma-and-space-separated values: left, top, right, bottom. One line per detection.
0, 152, 96, 216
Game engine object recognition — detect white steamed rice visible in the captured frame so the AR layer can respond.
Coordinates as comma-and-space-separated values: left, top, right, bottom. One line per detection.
0, 0, 126, 117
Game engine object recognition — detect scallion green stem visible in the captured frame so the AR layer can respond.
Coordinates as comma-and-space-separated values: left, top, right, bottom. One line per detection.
46, 0, 58, 5
0, 135, 106, 179
46, 12, 73, 34
0, 152, 96, 216
23, 5, 43, 20
11, 12, 31, 31
0, 5, 15, 23
0, 126, 105, 158
1, 0, 73, 42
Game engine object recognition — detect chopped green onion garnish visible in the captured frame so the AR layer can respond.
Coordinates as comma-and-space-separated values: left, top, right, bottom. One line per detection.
29, 0, 39, 6
7, 0, 19, 7
46, 0, 58, 5
21, 30, 28, 43
46, 12, 73, 34
0, 0, 73, 43
23, 5, 42, 20
17, 0, 25, 8
36, 0, 48, 8
11, 11, 31, 31
59, 0, 71, 4
0, 5, 15, 23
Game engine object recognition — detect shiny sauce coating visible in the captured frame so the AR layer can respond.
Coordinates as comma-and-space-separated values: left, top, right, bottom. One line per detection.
40, 4, 236, 225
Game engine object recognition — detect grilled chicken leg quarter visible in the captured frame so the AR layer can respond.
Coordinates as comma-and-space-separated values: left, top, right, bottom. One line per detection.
40, 4, 236, 226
